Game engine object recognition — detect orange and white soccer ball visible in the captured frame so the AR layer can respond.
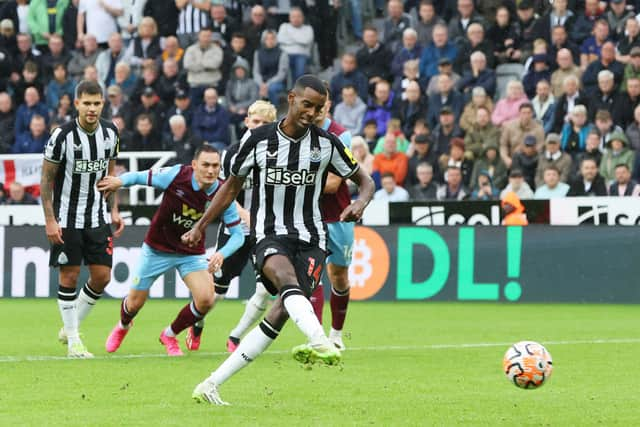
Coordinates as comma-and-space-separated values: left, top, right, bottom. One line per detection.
503, 341, 553, 389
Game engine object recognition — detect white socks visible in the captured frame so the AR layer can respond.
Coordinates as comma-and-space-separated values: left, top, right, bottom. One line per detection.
77, 282, 103, 324
281, 290, 328, 347
209, 320, 278, 386
229, 282, 270, 339
57, 285, 79, 344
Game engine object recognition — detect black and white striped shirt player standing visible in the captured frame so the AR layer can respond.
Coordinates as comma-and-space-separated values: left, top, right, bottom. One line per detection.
185, 75, 375, 405
40, 80, 125, 358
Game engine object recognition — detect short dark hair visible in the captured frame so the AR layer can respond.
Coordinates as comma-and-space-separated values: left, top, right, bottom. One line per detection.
342, 84, 356, 93
24, 61, 38, 73
381, 172, 395, 180
75, 80, 103, 99
294, 74, 327, 96
135, 113, 153, 125
544, 165, 560, 174
519, 102, 533, 112
580, 156, 598, 167
447, 165, 461, 172
231, 32, 246, 40
614, 163, 630, 171
194, 143, 220, 159
363, 25, 378, 34
364, 119, 377, 127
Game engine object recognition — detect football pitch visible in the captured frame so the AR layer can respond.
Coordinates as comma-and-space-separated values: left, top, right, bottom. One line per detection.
0, 299, 638, 426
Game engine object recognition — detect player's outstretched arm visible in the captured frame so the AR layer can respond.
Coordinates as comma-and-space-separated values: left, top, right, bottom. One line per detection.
182, 175, 246, 247
41, 159, 64, 245
339, 167, 375, 222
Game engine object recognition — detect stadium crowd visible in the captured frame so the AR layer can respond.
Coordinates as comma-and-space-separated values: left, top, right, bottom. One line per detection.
2, 0, 640, 205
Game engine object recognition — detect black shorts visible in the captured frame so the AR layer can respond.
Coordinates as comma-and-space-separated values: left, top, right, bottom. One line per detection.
214, 226, 255, 294
49, 224, 113, 267
254, 236, 326, 297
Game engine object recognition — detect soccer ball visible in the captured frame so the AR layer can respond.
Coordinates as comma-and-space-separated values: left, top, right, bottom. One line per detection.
503, 341, 553, 389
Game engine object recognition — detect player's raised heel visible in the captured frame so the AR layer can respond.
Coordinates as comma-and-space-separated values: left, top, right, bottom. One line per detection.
106, 323, 131, 353
186, 327, 201, 351
292, 343, 341, 366
68, 341, 94, 359
159, 331, 184, 356
192, 380, 229, 405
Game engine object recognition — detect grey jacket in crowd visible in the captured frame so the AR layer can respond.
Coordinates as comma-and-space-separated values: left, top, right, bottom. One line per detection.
225, 57, 259, 111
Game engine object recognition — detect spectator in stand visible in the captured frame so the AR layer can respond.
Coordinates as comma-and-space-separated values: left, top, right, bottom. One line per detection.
487, 6, 521, 65
573, 0, 605, 47
13, 114, 47, 153
13, 33, 41, 82
582, 42, 624, 96
447, 0, 487, 45
243, 5, 268, 59
163, 114, 203, 165
459, 86, 493, 133
226, 57, 258, 126
126, 86, 166, 130
362, 80, 399, 138
192, 87, 230, 149
5, 182, 38, 205
533, 0, 574, 45
426, 73, 463, 129
161, 36, 184, 69
46, 63, 75, 112
500, 103, 544, 168
600, 131, 636, 183
425, 57, 461, 97
382, 0, 415, 54
331, 52, 369, 106
437, 165, 469, 200
229, 32, 252, 68
209, 3, 239, 45
350, 136, 374, 176
549, 25, 580, 73
0, 19, 17, 59
164, 87, 194, 133
413, 0, 445, 48
407, 134, 439, 187
409, 162, 439, 200
356, 26, 393, 85
373, 118, 409, 154
125, 114, 163, 161
61, 0, 78, 51
567, 156, 608, 195
174, 0, 210, 48
511, 135, 539, 190
531, 79, 556, 134
390, 28, 422, 82
606, 0, 634, 42
156, 58, 187, 107
456, 51, 496, 100
439, 138, 472, 187
616, 17, 640, 64
419, 24, 458, 81
11, 60, 44, 106
454, 23, 495, 76
253, 29, 288, 107
117, 0, 147, 46
50, 92, 74, 127
550, 48, 582, 98
609, 163, 640, 196
514, 0, 538, 60
393, 59, 424, 101
625, 104, 640, 151
124, 16, 162, 75
588, 70, 623, 123
523, 54, 551, 98
26, 0, 69, 52
577, 131, 604, 178
105, 85, 125, 118
464, 105, 500, 161
95, 32, 130, 87
580, 18, 611, 70
431, 106, 464, 157
552, 75, 588, 133
615, 76, 640, 129
184, 29, 224, 106
501, 191, 529, 225
40, 33, 71, 80
361, 119, 378, 152
15, 86, 48, 137
67, 33, 98, 81
470, 142, 507, 191
0, 92, 14, 153
594, 109, 623, 151
560, 104, 592, 159
374, 172, 410, 202
276, 7, 313, 83
333, 85, 367, 136
397, 80, 428, 138
621, 47, 640, 92
536, 133, 573, 187
372, 131, 409, 186
110, 62, 136, 100
470, 170, 500, 200
492, 80, 528, 127
534, 165, 570, 199
77, 0, 123, 48
501, 168, 534, 199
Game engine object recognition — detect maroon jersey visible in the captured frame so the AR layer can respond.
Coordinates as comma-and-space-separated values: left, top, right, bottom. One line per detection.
321, 119, 352, 223
144, 165, 222, 255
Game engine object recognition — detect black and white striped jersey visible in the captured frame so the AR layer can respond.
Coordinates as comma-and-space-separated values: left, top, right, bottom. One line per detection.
177, 3, 210, 35
230, 121, 360, 250
44, 119, 120, 229
221, 142, 252, 236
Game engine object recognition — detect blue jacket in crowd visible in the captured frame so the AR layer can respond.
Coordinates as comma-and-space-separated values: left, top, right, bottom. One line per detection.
13, 132, 48, 154
192, 104, 231, 146
14, 102, 49, 136
419, 41, 458, 80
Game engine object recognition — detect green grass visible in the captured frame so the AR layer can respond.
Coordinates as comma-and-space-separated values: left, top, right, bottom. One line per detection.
0, 300, 638, 426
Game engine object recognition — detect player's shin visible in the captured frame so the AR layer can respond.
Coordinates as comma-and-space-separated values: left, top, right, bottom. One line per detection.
330, 285, 350, 331
280, 285, 330, 347
77, 281, 103, 324
58, 285, 80, 343
229, 281, 270, 340
167, 301, 205, 336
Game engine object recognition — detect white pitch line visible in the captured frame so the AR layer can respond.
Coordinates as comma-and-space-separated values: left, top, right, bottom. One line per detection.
1, 338, 639, 363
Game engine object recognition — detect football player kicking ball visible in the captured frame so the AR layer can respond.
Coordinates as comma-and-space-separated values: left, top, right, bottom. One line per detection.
97, 145, 244, 356
183, 75, 375, 405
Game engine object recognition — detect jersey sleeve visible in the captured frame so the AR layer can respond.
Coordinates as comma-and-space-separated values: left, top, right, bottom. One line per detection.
338, 130, 352, 148
220, 144, 238, 180
120, 164, 181, 190
328, 133, 359, 179
230, 130, 257, 178
43, 127, 66, 163
221, 199, 242, 228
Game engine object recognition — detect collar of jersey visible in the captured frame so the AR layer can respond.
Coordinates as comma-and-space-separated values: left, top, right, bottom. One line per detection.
277, 119, 309, 143
191, 173, 218, 195
75, 118, 100, 136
